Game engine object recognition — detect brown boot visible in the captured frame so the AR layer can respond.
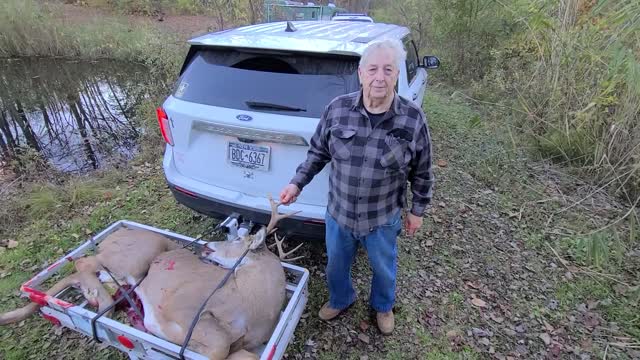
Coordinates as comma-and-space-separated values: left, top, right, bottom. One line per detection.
376, 311, 394, 335
318, 302, 346, 321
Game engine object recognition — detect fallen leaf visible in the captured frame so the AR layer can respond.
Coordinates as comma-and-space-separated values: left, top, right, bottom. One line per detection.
466, 282, 480, 289
437, 159, 448, 167
489, 313, 504, 323
359, 320, 369, 332
515, 324, 527, 333
478, 337, 491, 346
549, 343, 562, 357
446, 330, 459, 338
515, 345, 528, 355
471, 298, 487, 308
7, 240, 18, 249
543, 321, 554, 332
583, 312, 600, 328
425, 240, 434, 247
357, 333, 370, 344
539, 333, 551, 346
305, 339, 316, 347
472, 328, 491, 337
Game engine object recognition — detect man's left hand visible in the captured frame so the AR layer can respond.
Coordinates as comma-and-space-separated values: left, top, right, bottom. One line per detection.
404, 213, 423, 237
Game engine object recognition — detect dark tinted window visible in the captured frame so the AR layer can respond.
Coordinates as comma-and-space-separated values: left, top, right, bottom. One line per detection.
174, 48, 360, 118
404, 37, 419, 84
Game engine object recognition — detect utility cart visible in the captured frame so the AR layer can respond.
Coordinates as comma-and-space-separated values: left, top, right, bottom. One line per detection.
19, 220, 310, 360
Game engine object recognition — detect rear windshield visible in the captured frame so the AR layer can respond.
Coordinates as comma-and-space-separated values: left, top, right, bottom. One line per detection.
174, 47, 360, 118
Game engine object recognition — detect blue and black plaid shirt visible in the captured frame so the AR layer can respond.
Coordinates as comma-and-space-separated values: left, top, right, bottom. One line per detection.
291, 90, 434, 236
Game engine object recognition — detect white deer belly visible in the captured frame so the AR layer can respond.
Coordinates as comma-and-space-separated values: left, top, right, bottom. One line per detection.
135, 288, 179, 340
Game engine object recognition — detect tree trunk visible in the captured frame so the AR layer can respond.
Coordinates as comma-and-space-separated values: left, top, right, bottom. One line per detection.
13, 100, 41, 152
69, 100, 98, 170
0, 109, 17, 149
248, 0, 260, 24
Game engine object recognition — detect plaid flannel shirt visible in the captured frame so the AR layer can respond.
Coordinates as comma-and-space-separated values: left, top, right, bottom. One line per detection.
290, 90, 434, 236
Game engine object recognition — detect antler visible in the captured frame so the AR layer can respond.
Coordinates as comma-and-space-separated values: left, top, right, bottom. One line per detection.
264, 194, 304, 262
273, 233, 304, 262
266, 194, 300, 235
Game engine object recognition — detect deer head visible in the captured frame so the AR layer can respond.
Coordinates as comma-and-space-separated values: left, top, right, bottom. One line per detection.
201, 195, 303, 266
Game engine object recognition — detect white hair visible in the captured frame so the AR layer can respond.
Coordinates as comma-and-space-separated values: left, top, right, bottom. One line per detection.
359, 38, 407, 69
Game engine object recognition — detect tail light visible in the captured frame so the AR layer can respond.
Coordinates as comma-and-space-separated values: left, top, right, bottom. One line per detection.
156, 107, 174, 146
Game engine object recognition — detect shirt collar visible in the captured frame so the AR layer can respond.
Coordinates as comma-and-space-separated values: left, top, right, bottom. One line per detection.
352, 89, 404, 116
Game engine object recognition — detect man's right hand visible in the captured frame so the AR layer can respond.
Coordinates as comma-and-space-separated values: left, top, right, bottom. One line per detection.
280, 184, 301, 205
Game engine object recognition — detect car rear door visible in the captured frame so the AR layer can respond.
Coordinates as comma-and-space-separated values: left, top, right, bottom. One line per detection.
163, 47, 360, 207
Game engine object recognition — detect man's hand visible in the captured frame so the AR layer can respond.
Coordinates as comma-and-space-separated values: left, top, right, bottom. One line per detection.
404, 213, 423, 237
280, 184, 301, 205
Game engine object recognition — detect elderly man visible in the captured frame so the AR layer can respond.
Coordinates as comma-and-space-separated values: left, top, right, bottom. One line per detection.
279, 38, 434, 335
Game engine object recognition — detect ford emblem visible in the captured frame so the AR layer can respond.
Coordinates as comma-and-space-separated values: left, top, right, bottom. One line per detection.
236, 114, 253, 121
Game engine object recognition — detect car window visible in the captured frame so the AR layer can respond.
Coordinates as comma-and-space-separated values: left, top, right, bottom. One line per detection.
174, 48, 360, 118
403, 37, 419, 84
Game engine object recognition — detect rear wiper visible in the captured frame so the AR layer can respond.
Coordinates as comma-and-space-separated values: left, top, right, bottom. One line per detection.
245, 101, 306, 112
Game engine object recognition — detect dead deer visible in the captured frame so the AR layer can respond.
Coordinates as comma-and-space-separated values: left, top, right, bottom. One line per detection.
1, 198, 302, 360
0, 227, 178, 325
135, 196, 301, 360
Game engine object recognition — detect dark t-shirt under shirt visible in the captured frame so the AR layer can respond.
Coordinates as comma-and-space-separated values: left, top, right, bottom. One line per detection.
366, 108, 387, 128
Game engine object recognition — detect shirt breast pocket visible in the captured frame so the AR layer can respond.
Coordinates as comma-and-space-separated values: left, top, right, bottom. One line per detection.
380, 135, 410, 171
329, 127, 357, 161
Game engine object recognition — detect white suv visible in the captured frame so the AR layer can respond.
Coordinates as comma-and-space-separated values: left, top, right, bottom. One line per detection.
158, 21, 439, 240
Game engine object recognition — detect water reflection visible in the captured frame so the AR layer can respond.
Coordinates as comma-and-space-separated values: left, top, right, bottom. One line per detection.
0, 58, 149, 173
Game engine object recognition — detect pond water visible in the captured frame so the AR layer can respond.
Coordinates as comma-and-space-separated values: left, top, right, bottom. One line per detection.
0, 58, 151, 173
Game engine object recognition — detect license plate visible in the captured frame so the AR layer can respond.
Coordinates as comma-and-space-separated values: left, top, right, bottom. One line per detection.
227, 142, 270, 171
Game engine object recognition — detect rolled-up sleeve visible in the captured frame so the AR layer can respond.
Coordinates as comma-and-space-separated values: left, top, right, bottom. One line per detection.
408, 112, 434, 216
290, 107, 331, 190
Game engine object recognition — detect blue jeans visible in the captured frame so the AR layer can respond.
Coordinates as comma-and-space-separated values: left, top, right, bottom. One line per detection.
324, 211, 401, 313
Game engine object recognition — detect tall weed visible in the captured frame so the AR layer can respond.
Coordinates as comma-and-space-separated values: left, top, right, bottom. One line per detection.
0, 0, 184, 79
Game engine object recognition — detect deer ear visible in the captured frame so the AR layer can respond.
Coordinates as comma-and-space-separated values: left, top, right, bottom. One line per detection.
248, 227, 267, 250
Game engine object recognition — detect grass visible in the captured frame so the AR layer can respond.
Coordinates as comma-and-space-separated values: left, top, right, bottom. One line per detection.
0, 167, 208, 359
556, 278, 640, 340
1, 86, 636, 358
0, 6, 637, 350
0, 0, 184, 78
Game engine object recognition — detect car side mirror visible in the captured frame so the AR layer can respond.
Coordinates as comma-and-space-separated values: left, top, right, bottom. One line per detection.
422, 56, 440, 69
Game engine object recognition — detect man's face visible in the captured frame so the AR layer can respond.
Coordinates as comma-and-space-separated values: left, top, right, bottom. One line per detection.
358, 47, 399, 102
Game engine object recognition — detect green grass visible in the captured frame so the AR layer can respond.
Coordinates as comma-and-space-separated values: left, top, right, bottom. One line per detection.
0, 84, 637, 358
0, 151, 211, 359
0, 0, 184, 78
556, 278, 640, 339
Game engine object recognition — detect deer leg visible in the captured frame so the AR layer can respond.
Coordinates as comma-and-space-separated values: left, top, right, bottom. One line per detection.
189, 315, 233, 360
1, 269, 112, 325
226, 349, 258, 360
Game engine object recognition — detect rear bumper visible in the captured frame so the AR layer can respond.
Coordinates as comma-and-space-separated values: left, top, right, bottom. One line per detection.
162, 144, 327, 241
168, 182, 326, 241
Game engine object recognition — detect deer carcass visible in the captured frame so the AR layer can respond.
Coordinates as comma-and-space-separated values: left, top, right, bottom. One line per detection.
0, 227, 178, 325
134, 197, 301, 360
